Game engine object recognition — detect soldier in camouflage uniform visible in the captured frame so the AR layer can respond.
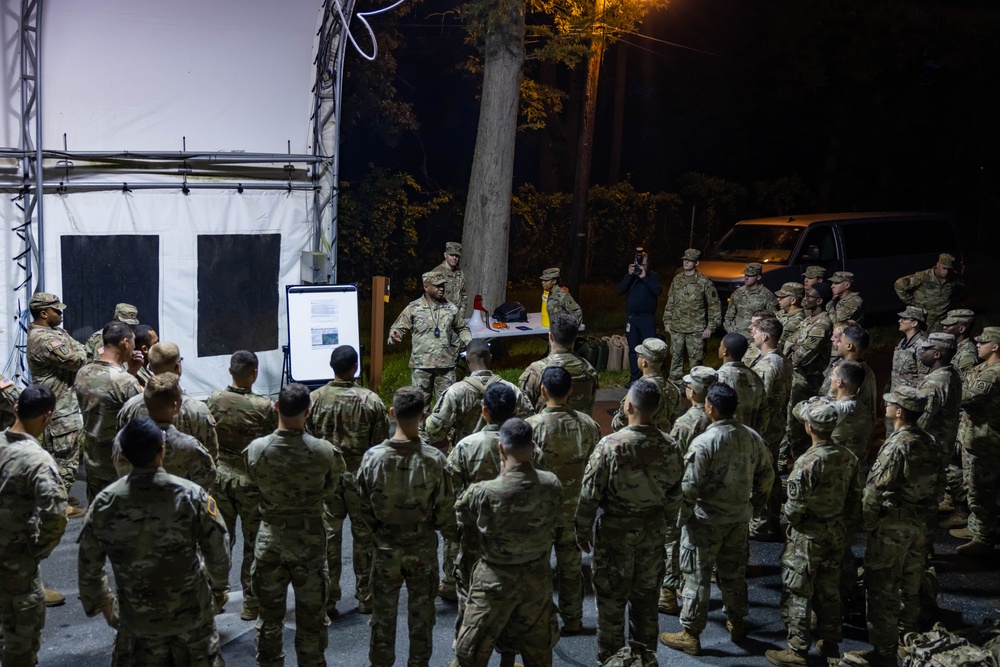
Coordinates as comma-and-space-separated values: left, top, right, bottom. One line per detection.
742, 311, 777, 368
802, 265, 825, 290
724, 262, 778, 339
663, 249, 722, 382
389, 271, 473, 410
85, 303, 140, 361
826, 271, 864, 325
660, 383, 774, 656
776, 282, 806, 355
528, 367, 601, 632
132, 324, 158, 388
118, 342, 220, 461
764, 399, 861, 667
779, 282, 833, 465
26, 292, 88, 501
0, 385, 67, 666
305, 345, 388, 615
610, 338, 682, 432
79, 417, 230, 666
820, 324, 878, 422
247, 383, 345, 667
357, 387, 457, 667
749, 317, 791, 539
576, 380, 684, 666
541, 267, 584, 325
206, 350, 278, 621
659, 366, 716, 614
717, 332, 764, 430
74, 321, 144, 502
952, 327, 1000, 556
940, 309, 978, 521
885, 306, 929, 436
453, 419, 563, 667
894, 252, 965, 331
849, 387, 938, 667
0, 372, 22, 430
432, 241, 468, 316
519, 313, 599, 415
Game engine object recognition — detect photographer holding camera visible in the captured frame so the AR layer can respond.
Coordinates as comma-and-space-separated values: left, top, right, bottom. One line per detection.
617, 248, 661, 386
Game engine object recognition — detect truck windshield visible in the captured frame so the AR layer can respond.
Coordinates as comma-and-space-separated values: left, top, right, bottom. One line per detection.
706, 225, 804, 264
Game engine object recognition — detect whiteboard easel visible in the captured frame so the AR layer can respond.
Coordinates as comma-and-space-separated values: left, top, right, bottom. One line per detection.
285, 284, 361, 383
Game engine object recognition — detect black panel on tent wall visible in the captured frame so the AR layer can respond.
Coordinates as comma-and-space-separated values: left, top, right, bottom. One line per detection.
59, 235, 160, 343
197, 234, 280, 357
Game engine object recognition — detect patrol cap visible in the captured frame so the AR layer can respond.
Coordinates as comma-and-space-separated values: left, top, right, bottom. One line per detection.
682, 248, 701, 262
540, 267, 561, 281
445, 241, 462, 255
114, 303, 140, 325
920, 332, 956, 351
941, 309, 975, 326
897, 305, 927, 323
975, 327, 1000, 345
883, 385, 927, 412
802, 266, 826, 279
29, 292, 66, 311
422, 271, 447, 286
776, 282, 804, 298
792, 397, 840, 431
743, 262, 763, 276
682, 366, 717, 393
938, 253, 956, 269
829, 271, 854, 284
635, 337, 668, 363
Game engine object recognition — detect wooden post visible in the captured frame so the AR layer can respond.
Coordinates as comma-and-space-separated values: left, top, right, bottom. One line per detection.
370, 276, 388, 392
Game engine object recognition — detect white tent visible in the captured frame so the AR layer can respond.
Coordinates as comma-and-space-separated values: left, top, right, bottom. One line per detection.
0, 0, 361, 396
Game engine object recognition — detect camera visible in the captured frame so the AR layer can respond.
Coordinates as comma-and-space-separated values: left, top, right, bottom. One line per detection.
632, 247, 645, 274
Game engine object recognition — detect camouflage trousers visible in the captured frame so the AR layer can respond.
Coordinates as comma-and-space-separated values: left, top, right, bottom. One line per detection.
553, 522, 586, 625
411, 367, 456, 411
679, 517, 750, 636
779, 526, 847, 652
42, 418, 82, 494
325, 472, 372, 606
455, 557, 558, 667
114, 622, 225, 667
750, 436, 783, 536
945, 462, 967, 506
251, 520, 329, 667
369, 533, 439, 667
216, 463, 262, 613
84, 468, 118, 505
667, 331, 705, 382
662, 538, 680, 590
864, 518, 925, 654
780, 372, 820, 464
441, 537, 460, 589
592, 518, 664, 665
963, 446, 1000, 543
0, 558, 45, 667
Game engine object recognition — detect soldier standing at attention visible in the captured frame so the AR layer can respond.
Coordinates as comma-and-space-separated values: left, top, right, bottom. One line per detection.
724, 262, 778, 339
850, 387, 938, 667
776, 282, 806, 355
519, 314, 598, 415
821, 324, 878, 421
894, 252, 964, 331
716, 332, 764, 430
132, 324, 158, 388
942, 308, 979, 376
432, 241, 468, 316
357, 387, 457, 667
742, 311, 777, 367
885, 306, 929, 436
765, 399, 860, 667
660, 383, 774, 657
305, 345, 389, 616
939, 309, 978, 524
85, 303, 140, 361
0, 385, 67, 665
452, 419, 563, 667
527, 367, 601, 634
802, 266, 826, 291
78, 417, 230, 666
247, 383, 345, 667
618, 248, 661, 386
826, 272, 864, 325
663, 249, 722, 382
206, 350, 279, 621
576, 380, 684, 665
389, 271, 473, 411
611, 338, 682, 432
541, 267, 584, 325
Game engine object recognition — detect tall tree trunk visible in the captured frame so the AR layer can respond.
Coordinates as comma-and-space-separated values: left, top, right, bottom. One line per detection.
461, 0, 526, 315
608, 42, 628, 185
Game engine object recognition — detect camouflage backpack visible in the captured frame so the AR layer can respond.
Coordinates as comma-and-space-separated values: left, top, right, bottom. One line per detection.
899, 624, 998, 667
601, 645, 645, 667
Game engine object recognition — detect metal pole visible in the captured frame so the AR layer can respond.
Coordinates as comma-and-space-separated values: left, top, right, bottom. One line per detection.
33, 0, 43, 289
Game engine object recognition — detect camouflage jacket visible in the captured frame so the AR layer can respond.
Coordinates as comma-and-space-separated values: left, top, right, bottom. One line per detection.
456, 461, 562, 565
357, 437, 458, 543
27, 324, 88, 431
113, 422, 216, 491
575, 424, 684, 539
206, 386, 278, 471
518, 349, 599, 416
545, 286, 583, 325
119, 391, 220, 461
828, 396, 875, 464
306, 380, 389, 472
894, 268, 964, 330
820, 358, 879, 420
610, 372, 682, 433
953, 338, 980, 378
916, 366, 962, 464
669, 403, 711, 457
389, 295, 472, 369
85, 329, 104, 362
785, 440, 861, 533
681, 419, 774, 525
743, 342, 762, 368
787, 311, 833, 382
0, 373, 22, 430
432, 260, 468, 316
889, 332, 929, 391
426, 371, 533, 449
750, 350, 792, 446
528, 405, 601, 524
446, 424, 503, 498
777, 309, 807, 355
663, 271, 722, 334
77, 467, 230, 636
717, 361, 764, 430
74, 361, 142, 482
826, 292, 864, 325
959, 359, 1000, 452
136, 366, 153, 388
724, 285, 778, 338
861, 424, 939, 530
0, 429, 67, 559
247, 429, 344, 523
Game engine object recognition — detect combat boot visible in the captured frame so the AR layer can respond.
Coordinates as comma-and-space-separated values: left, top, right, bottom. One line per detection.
939, 509, 968, 529
357, 599, 372, 614
240, 603, 258, 621
726, 616, 747, 641
847, 648, 897, 667
956, 538, 994, 557
764, 648, 807, 666
949, 526, 973, 539
658, 587, 680, 615
68, 495, 81, 507
659, 629, 701, 656
67, 505, 86, 519
44, 587, 65, 607
438, 581, 458, 602
816, 639, 840, 660
937, 494, 954, 513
